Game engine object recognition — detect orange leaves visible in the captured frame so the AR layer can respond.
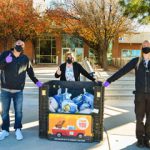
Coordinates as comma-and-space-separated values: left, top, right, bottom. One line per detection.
45, 5, 97, 43
0, 0, 44, 41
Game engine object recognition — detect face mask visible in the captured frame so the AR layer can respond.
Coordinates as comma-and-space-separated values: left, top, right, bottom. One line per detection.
66, 58, 72, 64
142, 47, 150, 54
15, 45, 23, 52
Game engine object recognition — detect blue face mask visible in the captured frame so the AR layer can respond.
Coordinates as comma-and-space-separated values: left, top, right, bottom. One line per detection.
15, 45, 23, 52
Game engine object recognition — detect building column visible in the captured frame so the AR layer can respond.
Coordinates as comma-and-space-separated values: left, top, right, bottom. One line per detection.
84, 43, 89, 58
112, 36, 120, 58
56, 36, 62, 65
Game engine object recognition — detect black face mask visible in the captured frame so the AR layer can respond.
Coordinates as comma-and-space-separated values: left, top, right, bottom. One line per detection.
142, 47, 150, 54
15, 45, 23, 52
66, 58, 72, 64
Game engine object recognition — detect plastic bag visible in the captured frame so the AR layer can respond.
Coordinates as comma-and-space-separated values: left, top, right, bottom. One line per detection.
62, 88, 72, 100
82, 88, 94, 109
61, 100, 78, 113
53, 88, 63, 108
79, 103, 91, 111
72, 94, 83, 108
49, 97, 58, 112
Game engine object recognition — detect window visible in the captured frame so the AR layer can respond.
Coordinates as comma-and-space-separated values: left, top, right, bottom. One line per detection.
62, 35, 83, 48
121, 49, 141, 58
36, 37, 57, 64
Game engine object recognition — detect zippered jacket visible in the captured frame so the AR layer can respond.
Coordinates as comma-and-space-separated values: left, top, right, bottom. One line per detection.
0, 49, 38, 90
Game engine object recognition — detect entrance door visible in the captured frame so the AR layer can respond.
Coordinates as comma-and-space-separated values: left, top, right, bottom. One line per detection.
62, 48, 71, 63
37, 38, 57, 64
39, 39, 51, 63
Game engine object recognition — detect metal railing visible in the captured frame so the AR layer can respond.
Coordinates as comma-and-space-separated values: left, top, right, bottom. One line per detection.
82, 58, 95, 81
112, 58, 132, 68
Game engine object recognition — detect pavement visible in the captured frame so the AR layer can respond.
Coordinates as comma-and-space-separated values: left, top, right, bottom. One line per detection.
0, 66, 149, 150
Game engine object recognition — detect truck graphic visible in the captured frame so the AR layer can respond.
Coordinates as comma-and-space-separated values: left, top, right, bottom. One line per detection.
52, 125, 85, 138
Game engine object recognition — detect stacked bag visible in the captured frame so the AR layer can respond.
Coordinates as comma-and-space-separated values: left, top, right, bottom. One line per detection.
49, 88, 94, 114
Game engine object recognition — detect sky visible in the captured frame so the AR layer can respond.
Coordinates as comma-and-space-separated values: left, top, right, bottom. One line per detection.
136, 25, 150, 32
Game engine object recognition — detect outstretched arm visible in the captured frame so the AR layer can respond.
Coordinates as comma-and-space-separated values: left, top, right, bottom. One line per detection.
106, 57, 138, 84
27, 60, 38, 84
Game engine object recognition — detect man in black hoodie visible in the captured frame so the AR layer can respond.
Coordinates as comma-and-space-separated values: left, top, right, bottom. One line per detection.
0, 40, 42, 141
103, 40, 150, 148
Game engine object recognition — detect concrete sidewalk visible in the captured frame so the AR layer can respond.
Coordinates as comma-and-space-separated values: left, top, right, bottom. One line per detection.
1, 99, 147, 150
0, 67, 149, 150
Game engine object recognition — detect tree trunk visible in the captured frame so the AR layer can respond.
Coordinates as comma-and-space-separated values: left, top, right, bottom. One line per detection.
2, 38, 8, 51
96, 47, 102, 67
93, 44, 108, 70
102, 50, 108, 70
32, 38, 37, 64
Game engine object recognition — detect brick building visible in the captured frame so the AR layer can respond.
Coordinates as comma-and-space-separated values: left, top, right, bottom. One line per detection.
112, 32, 150, 59
0, 35, 93, 65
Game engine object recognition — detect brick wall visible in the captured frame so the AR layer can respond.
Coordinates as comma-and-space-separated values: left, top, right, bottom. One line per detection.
112, 38, 142, 58
0, 39, 34, 60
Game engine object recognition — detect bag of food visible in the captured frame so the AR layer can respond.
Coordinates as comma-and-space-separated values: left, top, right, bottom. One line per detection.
49, 97, 58, 112
53, 88, 63, 108
82, 88, 94, 109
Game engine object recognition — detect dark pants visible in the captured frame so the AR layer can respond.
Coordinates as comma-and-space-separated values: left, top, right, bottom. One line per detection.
134, 93, 150, 140
1, 89, 23, 132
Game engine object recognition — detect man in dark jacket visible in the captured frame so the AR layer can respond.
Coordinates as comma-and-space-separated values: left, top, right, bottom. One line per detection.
0, 40, 42, 141
55, 52, 96, 81
103, 41, 150, 148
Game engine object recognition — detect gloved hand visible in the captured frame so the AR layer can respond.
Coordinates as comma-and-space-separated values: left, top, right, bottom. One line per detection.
94, 79, 102, 86
36, 81, 43, 87
5, 53, 12, 63
103, 81, 110, 87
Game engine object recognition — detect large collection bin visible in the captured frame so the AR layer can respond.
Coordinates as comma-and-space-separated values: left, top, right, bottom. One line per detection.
39, 80, 104, 142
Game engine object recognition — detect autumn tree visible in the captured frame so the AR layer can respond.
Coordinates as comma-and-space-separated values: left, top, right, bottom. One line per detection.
0, 0, 13, 49
0, 0, 45, 49
46, 0, 133, 69
119, 0, 150, 23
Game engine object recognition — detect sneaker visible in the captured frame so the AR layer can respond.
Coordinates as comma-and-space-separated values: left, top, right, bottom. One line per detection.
0, 130, 9, 140
136, 139, 145, 148
15, 129, 23, 140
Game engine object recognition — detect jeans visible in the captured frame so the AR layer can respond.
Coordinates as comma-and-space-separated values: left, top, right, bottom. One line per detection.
134, 93, 150, 140
1, 89, 23, 132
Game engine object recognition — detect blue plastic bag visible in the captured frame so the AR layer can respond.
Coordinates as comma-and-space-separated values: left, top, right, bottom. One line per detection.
72, 94, 83, 108
62, 88, 72, 100
61, 100, 78, 113
79, 103, 91, 111
53, 88, 63, 109
82, 88, 94, 109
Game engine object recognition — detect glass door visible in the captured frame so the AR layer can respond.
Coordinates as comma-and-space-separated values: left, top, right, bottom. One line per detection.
36, 37, 57, 64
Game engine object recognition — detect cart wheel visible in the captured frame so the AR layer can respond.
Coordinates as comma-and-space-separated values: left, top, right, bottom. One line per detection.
56, 133, 62, 138
78, 133, 84, 139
